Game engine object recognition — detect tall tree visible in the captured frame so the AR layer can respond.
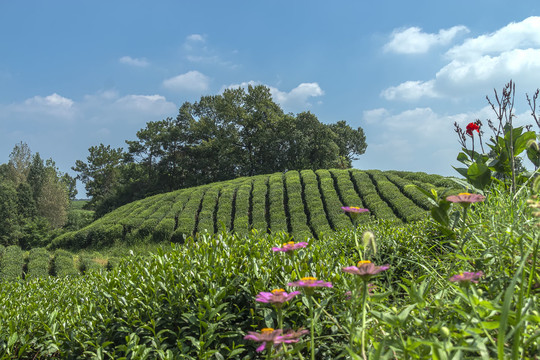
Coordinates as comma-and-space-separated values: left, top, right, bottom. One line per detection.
72, 144, 124, 205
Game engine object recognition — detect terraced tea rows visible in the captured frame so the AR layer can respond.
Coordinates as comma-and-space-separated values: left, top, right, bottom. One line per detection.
0, 245, 108, 282
50, 169, 459, 249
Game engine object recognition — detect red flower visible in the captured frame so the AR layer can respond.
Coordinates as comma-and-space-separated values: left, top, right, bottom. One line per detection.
466, 122, 480, 136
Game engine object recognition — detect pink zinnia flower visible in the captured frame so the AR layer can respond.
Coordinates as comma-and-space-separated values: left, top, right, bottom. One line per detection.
244, 328, 283, 352
342, 260, 390, 281
341, 206, 369, 214
256, 289, 300, 306
446, 193, 485, 204
272, 241, 308, 252
288, 276, 333, 288
450, 271, 484, 284
277, 328, 309, 344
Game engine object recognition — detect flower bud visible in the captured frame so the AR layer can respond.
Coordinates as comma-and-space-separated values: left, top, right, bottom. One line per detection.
440, 327, 450, 337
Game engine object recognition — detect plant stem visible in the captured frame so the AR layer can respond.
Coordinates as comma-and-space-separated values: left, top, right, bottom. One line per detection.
360, 280, 368, 360
308, 295, 315, 360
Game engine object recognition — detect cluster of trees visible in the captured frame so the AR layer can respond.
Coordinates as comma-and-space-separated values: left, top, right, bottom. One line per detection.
74, 85, 368, 217
0, 142, 76, 248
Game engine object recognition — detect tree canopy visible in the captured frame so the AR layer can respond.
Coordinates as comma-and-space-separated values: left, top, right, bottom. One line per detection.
0, 142, 75, 248
74, 85, 367, 216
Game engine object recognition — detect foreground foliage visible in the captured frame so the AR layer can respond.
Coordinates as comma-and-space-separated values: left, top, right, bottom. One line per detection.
0, 182, 538, 359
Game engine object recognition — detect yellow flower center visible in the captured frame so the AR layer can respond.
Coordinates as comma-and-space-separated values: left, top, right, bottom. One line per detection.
261, 328, 274, 333
357, 260, 372, 266
458, 192, 472, 196
271, 289, 285, 294
301, 277, 317, 282
350, 206, 361, 210
282, 241, 295, 247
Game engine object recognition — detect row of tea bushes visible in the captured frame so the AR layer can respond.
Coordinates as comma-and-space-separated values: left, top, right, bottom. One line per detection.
316, 169, 352, 230
367, 170, 427, 222
0, 246, 115, 281
300, 170, 333, 235
49, 169, 460, 250
349, 170, 400, 222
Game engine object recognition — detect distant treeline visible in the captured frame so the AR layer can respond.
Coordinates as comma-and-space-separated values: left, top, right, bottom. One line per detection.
73, 85, 368, 217
0, 142, 77, 248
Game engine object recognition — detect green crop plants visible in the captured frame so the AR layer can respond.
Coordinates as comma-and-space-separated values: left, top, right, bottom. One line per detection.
52, 249, 78, 277
330, 169, 370, 225
300, 170, 333, 236
350, 170, 401, 222
26, 247, 51, 279
0, 245, 24, 281
233, 180, 252, 236
251, 175, 269, 234
173, 185, 209, 240
316, 169, 352, 230
268, 173, 288, 233
284, 171, 312, 239
367, 170, 427, 222
197, 184, 223, 235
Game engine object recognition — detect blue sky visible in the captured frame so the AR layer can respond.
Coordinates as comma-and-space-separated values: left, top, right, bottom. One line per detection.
2, 1, 540, 197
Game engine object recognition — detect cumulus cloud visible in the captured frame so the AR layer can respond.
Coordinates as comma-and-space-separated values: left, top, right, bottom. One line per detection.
186, 34, 205, 43
7, 93, 77, 119
359, 106, 495, 174
382, 17, 540, 101
162, 71, 210, 93
446, 17, 540, 60
381, 80, 439, 101
384, 25, 469, 54
222, 81, 324, 112
119, 56, 149, 67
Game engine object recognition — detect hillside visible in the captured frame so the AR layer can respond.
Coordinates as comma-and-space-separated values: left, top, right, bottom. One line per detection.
49, 168, 459, 250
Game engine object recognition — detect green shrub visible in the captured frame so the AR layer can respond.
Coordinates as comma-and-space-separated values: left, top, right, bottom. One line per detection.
285, 171, 312, 239
300, 170, 332, 235
251, 175, 269, 233
197, 185, 222, 235
53, 249, 78, 277
233, 181, 252, 236
316, 169, 352, 230
79, 256, 103, 274
26, 247, 50, 279
367, 170, 427, 222
330, 169, 370, 225
350, 170, 401, 222
268, 173, 288, 233
0, 245, 24, 281
152, 218, 175, 242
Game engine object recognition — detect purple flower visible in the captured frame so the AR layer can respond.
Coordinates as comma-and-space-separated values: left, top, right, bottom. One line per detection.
256, 289, 300, 306
341, 206, 369, 214
272, 241, 308, 252
277, 328, 309, 344
288, 277, 333, 288
244, 328, 283, 352
342, 260, 390, 281
446, 193, 485, 204
450, 271, 484, 284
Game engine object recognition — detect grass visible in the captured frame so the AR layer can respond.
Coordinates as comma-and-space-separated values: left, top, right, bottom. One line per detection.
0, 180, 538, 359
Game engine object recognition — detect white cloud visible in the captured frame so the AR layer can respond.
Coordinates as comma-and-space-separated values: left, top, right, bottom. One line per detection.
186, 34, 205, 43
269, 83, 324, 110
382, 17, 540, 102
12, 93, 77, 119
162, 71, 210, 93
381, 80, 439, 101
384, 25, 469, 54
114, 95, 177, 113
119, 56, 149, 67
446, 16, 540, 60
359, 106, 497, 175
222, 81, 324, 112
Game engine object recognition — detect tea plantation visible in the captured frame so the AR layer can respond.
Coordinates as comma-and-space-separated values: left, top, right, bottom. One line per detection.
48, 169, 458, 251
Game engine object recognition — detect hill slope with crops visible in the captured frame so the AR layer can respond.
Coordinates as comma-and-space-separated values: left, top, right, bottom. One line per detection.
49, 169, 459, 250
